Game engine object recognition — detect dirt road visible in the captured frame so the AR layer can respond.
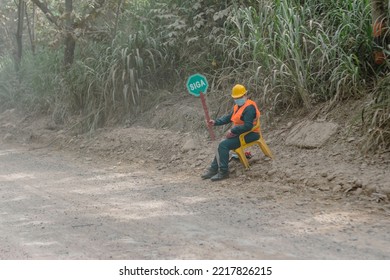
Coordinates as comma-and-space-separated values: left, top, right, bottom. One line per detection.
1, 144, 389, 260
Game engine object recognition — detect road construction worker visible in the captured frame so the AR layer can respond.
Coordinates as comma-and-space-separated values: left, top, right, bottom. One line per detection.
201, 84, 260, 181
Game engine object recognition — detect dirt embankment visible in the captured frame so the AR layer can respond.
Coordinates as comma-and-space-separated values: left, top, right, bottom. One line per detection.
0, 98, 389, 209
1, 99, 390, 260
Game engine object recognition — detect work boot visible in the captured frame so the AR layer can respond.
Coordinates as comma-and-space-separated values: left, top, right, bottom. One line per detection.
201, 168, 218, 179
210, 171, 229, 181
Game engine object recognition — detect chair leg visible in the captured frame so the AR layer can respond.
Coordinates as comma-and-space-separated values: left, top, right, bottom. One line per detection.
235, 148, 250, 169
258, 139, 273, 159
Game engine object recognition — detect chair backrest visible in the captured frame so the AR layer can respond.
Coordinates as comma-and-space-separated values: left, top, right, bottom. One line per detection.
251, 118, 263, 138
238, 117, 264, 147
252, 119, 260, 131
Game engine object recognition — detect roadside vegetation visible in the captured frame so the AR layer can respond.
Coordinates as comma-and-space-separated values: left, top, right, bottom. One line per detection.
0, 0, 389, 152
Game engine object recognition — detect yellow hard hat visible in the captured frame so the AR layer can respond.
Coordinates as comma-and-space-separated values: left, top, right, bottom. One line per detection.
231, 84, 247, 98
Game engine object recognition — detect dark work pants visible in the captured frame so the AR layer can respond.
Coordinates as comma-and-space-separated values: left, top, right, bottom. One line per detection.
210, 132, 260, 173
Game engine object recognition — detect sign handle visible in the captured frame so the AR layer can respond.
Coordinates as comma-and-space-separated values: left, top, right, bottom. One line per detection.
200, 91, 216, 141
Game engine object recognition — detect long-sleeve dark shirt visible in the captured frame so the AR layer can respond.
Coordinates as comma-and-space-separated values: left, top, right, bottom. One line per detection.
214, 104, 257, 135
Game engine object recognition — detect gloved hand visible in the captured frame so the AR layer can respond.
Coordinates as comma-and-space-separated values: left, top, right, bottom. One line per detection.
225, 130, 236, 139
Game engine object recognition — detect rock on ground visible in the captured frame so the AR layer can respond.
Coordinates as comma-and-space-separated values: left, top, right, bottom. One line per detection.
286, 121, 339, 149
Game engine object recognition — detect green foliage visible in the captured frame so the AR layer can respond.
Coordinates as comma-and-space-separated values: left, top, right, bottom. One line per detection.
0, 50, 63, 113
212, 0, 372, 111
363, 76, 390, 152
0, 56, 17, 111
0, 0, 388, 150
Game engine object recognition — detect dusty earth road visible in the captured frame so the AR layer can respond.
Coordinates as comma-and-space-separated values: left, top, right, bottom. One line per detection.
0, 106, 390, 259
1, 143, 390, 259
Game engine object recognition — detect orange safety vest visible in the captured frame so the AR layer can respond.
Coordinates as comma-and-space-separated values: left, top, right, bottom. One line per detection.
231, 99, 260, 133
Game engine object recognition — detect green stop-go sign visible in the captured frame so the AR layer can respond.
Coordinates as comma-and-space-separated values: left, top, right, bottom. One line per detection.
186, 73, 208, 97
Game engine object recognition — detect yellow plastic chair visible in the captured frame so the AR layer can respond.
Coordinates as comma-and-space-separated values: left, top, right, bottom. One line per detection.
233, 118, 273, 169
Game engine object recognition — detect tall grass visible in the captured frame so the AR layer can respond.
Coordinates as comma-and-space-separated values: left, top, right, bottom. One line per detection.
0, 51, 63, 113
0, 56, 17, 111
58, 24, 176, 131
1, 0, 388, 151
363, 76, 390, 152
213, 0, 372, 112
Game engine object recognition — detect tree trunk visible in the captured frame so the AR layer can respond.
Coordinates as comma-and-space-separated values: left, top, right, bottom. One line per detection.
371, 0, 388, 64
15, 0, 25, 71
30, 0, 105, 68
25, 2, 36, 54
30, 0, 60, 28
371, 0, 386, 22
112, 0, 123, 39
63, 0, 75, 68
